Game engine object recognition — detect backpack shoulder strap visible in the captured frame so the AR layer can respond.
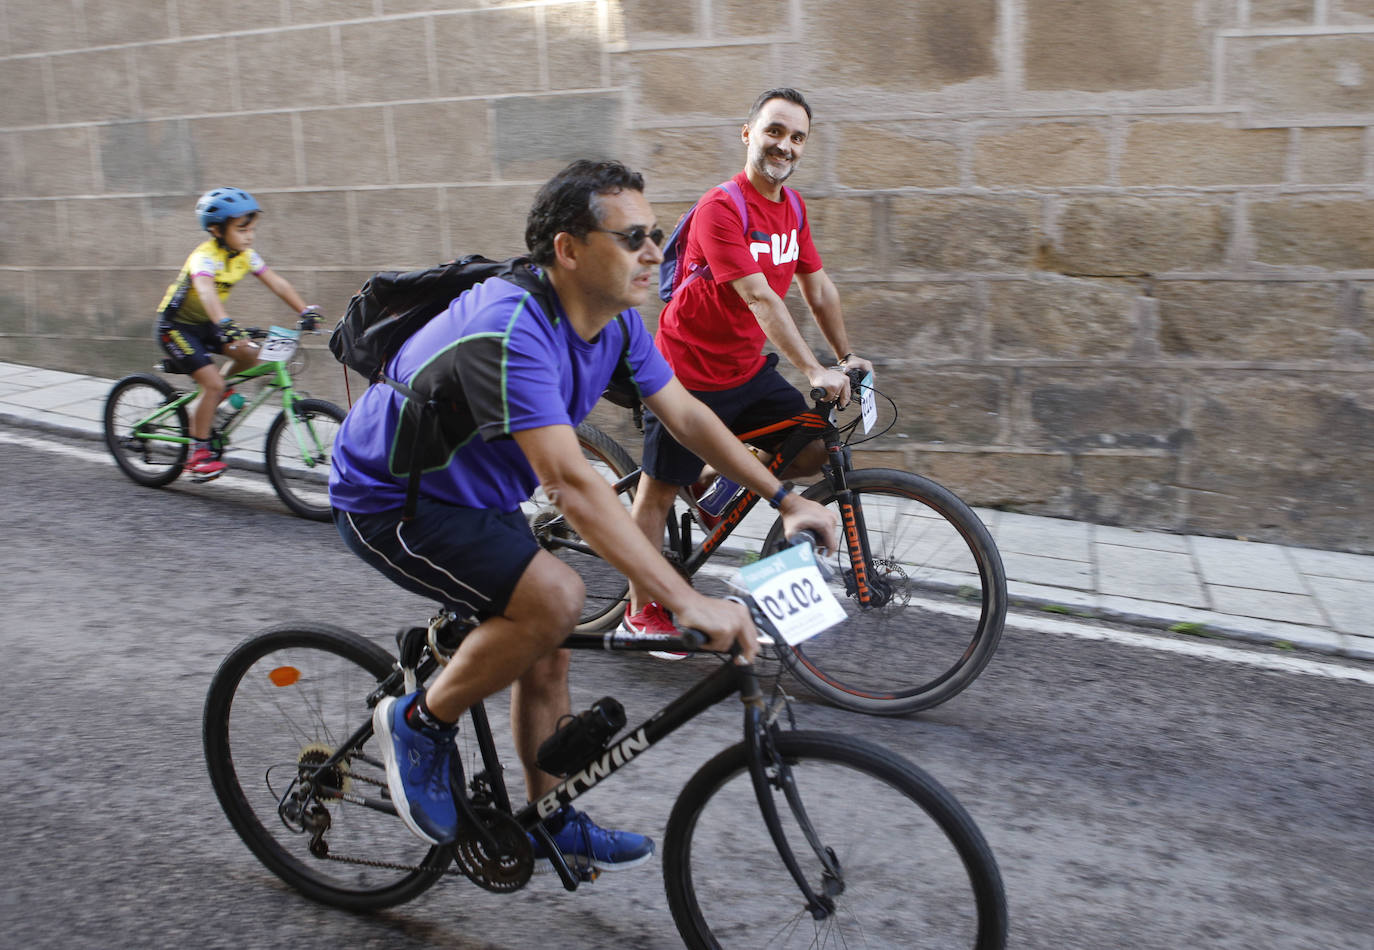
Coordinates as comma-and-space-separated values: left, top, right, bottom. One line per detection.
717, 179, 750, 234
782, 186, 803, 228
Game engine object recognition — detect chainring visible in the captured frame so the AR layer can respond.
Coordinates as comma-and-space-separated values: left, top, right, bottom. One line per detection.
452, 807, 535, 893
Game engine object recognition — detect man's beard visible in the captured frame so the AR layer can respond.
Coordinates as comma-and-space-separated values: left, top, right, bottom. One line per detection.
752, 150, 796, 184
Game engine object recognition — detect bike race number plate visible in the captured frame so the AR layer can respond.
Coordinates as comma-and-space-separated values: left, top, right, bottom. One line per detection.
738, 543, 847, 646
258, 326, 300, 363
859, 370, 877, 434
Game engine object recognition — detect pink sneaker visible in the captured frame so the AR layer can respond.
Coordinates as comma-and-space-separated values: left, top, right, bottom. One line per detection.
618, 602, 688, 661
185, 446, 226, 481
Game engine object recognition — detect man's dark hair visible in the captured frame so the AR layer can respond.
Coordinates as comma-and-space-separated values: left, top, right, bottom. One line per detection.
525, 159, 646, 266
745, 87, 813, 126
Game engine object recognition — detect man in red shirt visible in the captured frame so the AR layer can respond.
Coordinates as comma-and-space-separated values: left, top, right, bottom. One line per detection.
623, 87, 873, 640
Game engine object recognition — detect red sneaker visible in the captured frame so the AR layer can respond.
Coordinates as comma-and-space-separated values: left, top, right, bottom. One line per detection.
185, 446, 227, 481
618, 602, 688, 661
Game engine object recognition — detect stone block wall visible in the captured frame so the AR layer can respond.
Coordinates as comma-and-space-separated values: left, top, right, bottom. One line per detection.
1, 0, 1371, 552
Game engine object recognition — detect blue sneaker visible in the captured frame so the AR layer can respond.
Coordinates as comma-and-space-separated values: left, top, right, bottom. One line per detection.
373, 692, 460, 845
531, 807, 655, 872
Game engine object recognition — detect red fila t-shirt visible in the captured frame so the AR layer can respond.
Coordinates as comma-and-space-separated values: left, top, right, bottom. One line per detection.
656, 171, 823, 390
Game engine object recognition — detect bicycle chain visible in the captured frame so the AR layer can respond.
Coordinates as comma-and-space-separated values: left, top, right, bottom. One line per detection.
315, 847, 464, 876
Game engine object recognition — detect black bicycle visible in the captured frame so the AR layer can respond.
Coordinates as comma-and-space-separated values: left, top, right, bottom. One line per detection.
202, 566, 1008, 948
525, 369, 1007, 715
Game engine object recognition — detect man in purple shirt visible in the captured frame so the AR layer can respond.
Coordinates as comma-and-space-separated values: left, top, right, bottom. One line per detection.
329, 160, 836, 873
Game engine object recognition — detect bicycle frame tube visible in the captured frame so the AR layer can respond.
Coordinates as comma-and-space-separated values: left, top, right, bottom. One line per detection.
515, 649, 746, 829
685, 408, 833, 568
128, 390, 198, 445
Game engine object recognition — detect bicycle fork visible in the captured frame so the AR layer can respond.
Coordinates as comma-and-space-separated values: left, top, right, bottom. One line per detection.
742, 681, 843, 920
824, 444, 887, 609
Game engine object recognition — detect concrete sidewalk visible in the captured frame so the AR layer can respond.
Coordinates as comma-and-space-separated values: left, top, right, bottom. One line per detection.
2, 358, 1371, 662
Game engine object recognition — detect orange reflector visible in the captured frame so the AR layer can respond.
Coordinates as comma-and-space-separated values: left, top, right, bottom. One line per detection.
268, 666, 301, 687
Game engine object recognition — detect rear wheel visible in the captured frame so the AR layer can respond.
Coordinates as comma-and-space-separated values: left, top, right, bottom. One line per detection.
761, 469, 1006, 715
202, 623, 450, 910
526, 421, 638, 632
103, 373, 189, 487
663, 730, 1007, 949
265, 398, 345, 521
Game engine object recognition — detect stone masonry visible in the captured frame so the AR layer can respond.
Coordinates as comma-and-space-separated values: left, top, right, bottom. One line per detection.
0, 1, 1370, 552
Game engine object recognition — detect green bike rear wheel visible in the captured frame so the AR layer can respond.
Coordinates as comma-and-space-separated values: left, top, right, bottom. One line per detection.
103, 373, 189, 487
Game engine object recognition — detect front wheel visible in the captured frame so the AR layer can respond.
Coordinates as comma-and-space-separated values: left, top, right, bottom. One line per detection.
265, 398, 345, 521
761, 469, 1007, 715
663, 730, 1007, 949
202, 623, 450, 910
103, 373, 189, 487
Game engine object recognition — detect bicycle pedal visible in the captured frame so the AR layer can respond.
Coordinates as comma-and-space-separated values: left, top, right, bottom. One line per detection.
187, 469, 225, 484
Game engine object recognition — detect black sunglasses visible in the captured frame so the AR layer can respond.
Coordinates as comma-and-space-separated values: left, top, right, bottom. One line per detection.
593, 225, 665, 251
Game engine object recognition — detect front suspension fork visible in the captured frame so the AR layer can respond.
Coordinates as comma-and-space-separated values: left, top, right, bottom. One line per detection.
824, 444, 880, 608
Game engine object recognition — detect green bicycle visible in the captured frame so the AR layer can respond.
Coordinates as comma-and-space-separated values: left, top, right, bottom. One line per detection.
103, 319, 344, 521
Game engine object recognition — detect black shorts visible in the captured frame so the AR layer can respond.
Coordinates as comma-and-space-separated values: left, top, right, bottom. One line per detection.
333, 500, 541, 619
157, 318, 226, 374
641, 353, 807, 486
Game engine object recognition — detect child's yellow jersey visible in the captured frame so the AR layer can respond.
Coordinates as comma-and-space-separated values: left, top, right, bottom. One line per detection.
157, 239, 267, 324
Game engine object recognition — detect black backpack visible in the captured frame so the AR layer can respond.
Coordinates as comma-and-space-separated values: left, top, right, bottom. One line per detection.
330, 254, 550, 393
329, 255, 635, 518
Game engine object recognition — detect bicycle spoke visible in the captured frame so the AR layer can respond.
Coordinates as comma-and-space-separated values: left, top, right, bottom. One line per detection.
204, 627, 450, 907
763, 470, 1006, 714
665, 732, 1005, 949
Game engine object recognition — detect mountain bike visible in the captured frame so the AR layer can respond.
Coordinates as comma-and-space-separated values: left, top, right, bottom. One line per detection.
525, 369, 1007, 716
202, 545, 1008, 949
102, 318, 344, 521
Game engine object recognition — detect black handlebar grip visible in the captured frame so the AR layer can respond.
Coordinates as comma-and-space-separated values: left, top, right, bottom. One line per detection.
678, 628, 709, 650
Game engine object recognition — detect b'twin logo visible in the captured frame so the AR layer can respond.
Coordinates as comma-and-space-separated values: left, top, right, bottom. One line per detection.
534, 728, 651, 818
749, 229, 800, 265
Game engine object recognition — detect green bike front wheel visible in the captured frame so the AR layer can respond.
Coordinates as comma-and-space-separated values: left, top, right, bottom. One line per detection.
265, 397, 345, 521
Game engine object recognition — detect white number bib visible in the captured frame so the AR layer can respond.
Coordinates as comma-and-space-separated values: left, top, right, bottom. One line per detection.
859, 371, 877, 434
258, 326, 300, 363
738, 543, 846, 646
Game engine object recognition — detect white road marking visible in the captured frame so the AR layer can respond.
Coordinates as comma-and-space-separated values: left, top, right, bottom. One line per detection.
1, 429, 280, 498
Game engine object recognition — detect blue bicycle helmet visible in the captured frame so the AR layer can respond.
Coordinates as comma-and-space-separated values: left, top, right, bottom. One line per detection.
195, 187, 260, 230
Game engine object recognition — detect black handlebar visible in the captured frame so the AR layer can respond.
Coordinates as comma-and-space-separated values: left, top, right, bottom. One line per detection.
808, 366, 869, 403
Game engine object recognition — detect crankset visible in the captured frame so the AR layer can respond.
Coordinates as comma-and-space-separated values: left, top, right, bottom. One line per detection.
452, 807, 535, 893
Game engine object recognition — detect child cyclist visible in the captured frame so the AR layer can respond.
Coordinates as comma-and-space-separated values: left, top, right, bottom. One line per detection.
156, 186, 321, 479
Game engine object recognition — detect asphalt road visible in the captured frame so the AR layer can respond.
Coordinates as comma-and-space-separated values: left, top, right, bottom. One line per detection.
2, 427, 1371, 949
